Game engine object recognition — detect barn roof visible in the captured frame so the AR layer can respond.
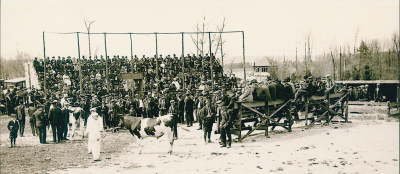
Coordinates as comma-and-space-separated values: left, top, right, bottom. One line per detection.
253, 61, 271, 67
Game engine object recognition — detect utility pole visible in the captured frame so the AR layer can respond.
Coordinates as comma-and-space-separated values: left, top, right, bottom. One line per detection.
339, 46, 342, 80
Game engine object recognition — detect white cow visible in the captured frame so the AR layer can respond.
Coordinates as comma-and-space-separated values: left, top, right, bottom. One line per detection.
68, 106, 86, 139
119, 114, 176, 154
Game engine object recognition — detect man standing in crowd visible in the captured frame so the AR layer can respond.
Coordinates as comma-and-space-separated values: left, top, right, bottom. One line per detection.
202, 98, 215, 144
16, 100, 26, 137
218, 101, 232, 148
86, 108, 104, 161
168, 100, 178, 139
184, 91, 194, 127
34, 104, 47, 143
61, 102, 72, 140
28, 102, 37, 136
178, 93, 185, 123
48, 100, 62, 143
8, 116, 19, 148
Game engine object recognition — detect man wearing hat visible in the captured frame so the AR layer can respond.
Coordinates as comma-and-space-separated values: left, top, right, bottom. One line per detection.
168, 99, 178, 139
86, 108, 104, 161
61, 102, 73, 140
202, 97, 215, 144
196, 90, 208, 130
184, 91, 194, 127
217, 101, 232, 148
48, 100, 62, 143
34, 104, 47, 143
15, 100, 26, 137
28, 102, 38, 136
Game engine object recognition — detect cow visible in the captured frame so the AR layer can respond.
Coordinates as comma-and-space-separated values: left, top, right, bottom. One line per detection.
68, 106, 86, 139
119, 114, 176, 154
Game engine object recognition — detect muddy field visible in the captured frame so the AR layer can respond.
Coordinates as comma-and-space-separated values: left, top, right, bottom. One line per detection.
1, 114, 399, 174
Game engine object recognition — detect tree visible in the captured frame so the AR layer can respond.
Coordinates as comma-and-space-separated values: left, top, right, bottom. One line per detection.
84, 18, 96, 59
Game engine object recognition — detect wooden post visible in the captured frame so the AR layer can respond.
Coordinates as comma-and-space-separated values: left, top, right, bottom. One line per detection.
155, 33, 158, 78
130, 33, 134, 99
182, 33, 185, 89
238, 103, 242, 142
242, 31, 246, 83
77, 32, 82, 94
387, 101, 391, 117
345, 92, 349, 123
209, 32, 213, 90
43, 32, 47, 98
104, 33, 109, 93
288, 101, 292, 132
305, 95, 308, 125
265, 100, 269, 137
326, 91, 330, 125
339, 46, 342, 80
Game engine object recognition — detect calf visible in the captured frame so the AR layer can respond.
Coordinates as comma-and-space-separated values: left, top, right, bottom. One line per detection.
119, 114, 176, 154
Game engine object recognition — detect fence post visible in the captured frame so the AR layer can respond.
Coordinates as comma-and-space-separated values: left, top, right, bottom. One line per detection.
265, 100, 269, 137
238, 102, 242, 142
387, 101, 391, 117
305, 95, 308, 125
326, 91, 330, 125
345, 93, 349, 123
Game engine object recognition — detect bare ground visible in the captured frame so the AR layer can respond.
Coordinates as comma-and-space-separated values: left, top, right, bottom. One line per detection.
1, 114, 399, 174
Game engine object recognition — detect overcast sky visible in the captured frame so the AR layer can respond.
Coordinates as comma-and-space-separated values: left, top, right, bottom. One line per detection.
1, 0, 398, 63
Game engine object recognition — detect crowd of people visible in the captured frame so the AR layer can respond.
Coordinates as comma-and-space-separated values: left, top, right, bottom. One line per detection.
2, 53, 390, 161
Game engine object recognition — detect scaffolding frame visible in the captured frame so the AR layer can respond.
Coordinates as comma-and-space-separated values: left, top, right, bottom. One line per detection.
42, 31, 246, 97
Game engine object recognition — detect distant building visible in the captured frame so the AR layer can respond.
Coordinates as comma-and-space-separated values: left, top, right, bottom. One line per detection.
4, 77, 26, 89
253, 62, 272, 79
253, 62, 271, 73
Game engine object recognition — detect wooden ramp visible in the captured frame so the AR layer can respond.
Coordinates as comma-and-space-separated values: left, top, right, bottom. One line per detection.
348, 101, 398, 120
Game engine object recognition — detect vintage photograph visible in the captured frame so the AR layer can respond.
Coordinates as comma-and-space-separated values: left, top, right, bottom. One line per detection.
1, 0, 399, 173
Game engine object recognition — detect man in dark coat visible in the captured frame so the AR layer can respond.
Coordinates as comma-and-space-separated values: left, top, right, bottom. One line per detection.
177, 94, 185, 123
61, 102, 72, 140
48, 101, 62, 143
218, 102, 232, 148
34, 104, 47, 143
28, 102, 37, 136
202, 98, 215, 144
15, 100, 26, 137
184, 92, 194, 127
168, 100, 179, 139
8, 117, 19, 147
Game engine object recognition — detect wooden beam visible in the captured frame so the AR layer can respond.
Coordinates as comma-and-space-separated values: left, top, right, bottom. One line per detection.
239, 100, 291, 141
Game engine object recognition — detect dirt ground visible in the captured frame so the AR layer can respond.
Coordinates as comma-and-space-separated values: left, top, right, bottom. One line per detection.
1, 114, 399, 174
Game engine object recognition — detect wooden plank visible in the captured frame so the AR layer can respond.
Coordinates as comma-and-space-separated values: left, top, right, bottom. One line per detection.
336, 80, 400, 85
121, 73, 143, 80
234, 100, 285, 109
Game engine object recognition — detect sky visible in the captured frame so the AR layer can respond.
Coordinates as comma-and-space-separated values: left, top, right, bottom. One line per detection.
1, 0, 399, 63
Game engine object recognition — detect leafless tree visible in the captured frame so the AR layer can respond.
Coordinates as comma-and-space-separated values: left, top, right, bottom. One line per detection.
84, 18, 96, 59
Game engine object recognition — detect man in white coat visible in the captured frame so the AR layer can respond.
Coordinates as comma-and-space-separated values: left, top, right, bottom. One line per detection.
86, 108, 104, 161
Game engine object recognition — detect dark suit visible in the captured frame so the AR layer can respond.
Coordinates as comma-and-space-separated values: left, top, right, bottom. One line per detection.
16, 104, 26, 136
28, 106, 37, 136
184, 97, 194, 126
178, 98, 185, 123
61, 107, 72, 140
48, 105, 62, 143
34, 108, 47, 143
219, 107, 232, 147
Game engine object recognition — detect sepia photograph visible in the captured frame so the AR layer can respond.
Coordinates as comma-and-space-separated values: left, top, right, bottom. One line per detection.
1, 0, 399, 173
